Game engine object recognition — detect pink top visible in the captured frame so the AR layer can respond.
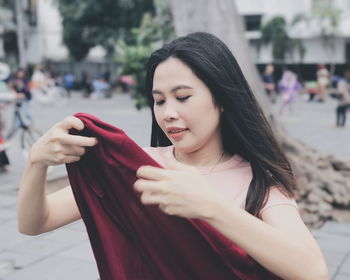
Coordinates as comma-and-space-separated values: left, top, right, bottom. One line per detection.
143, 145, 297, 216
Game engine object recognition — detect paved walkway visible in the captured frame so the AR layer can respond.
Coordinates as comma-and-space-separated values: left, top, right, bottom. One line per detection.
274, 95, 350, 160
0, 92, 349, 279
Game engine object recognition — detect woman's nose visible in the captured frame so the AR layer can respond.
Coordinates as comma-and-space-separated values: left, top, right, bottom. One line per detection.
163, 103, 179, 121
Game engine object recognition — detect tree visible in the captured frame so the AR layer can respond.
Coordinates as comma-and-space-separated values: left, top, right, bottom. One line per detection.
259, 16, 306, 65
56, 0, 155, 61
115, 0, 175, 110
168, 0, 350, 227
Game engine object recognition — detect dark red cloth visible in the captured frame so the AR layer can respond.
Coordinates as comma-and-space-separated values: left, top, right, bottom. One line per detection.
66, 113, 281, 280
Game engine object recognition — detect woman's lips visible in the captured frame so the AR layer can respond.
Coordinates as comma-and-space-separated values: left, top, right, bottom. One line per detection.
168, 128, 189, 140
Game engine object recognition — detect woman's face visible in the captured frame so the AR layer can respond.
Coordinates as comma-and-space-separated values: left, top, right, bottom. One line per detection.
152, 57, 223, 154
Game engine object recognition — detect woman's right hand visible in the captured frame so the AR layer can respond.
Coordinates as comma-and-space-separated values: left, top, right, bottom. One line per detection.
29, 116, 98, 167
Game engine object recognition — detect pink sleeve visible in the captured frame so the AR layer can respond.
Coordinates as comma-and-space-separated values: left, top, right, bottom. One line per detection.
260, 187, 298, 215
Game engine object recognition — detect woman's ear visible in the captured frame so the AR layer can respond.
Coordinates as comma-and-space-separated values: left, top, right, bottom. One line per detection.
220, 107, 224, 113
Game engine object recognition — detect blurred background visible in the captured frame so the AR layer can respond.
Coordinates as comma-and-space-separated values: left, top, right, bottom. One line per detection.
0, 0, 350, 279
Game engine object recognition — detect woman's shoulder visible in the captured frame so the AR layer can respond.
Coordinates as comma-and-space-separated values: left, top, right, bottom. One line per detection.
260, 186, 298, 215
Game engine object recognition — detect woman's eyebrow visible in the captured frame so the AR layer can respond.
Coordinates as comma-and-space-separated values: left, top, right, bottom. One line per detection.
152, 85, 193, 95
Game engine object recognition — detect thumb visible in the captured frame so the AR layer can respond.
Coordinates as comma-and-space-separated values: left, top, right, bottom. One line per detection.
163, 150, 191, 171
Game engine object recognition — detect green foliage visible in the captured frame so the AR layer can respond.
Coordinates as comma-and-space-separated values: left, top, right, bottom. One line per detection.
260, 16, 307, 64
260, 16, 293, 63
56, 0, 155, 61
0, 0, 13, 9
61, 21, 93, 61
115, 7, 175, 110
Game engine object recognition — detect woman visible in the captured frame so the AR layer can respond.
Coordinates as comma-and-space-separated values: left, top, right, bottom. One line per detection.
316, 64, 330, 103
278, 70, 301, 115
17, 32, 328, 279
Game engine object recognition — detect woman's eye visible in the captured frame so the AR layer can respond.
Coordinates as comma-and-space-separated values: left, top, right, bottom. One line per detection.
177, 96, 190, 102
155, 100, 165, 105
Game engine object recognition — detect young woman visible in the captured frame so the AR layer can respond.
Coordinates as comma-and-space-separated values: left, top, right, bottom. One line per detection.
17, 32, 328, 280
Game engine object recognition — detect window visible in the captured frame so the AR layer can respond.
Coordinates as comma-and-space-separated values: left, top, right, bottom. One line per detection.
244, 15, 262, 31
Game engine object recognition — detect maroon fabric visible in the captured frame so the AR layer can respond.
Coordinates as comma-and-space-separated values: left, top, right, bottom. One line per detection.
66, 113, 281, 280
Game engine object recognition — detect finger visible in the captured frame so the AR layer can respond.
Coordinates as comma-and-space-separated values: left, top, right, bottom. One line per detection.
61, 144, 86, 156
140, 192, 165, 205
163, 151, 193, 171
59, 134, 98, 147
60, 116, 85, 132
134, 179, 167, 193
158, 204, 175, 215
136, 165, 169, 180
62, 155, 81, 163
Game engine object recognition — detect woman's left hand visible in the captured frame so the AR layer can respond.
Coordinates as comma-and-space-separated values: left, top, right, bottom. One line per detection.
134, 153, 224, 219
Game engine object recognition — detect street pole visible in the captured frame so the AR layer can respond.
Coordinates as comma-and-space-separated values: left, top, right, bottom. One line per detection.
15, 0, 26, 68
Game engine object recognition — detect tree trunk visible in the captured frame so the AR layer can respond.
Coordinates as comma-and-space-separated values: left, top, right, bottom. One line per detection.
168, 0, 350, 228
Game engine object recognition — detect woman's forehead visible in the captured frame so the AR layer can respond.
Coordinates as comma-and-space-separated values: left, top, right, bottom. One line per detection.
153, 58, 202, 90
154, 58, 193, 78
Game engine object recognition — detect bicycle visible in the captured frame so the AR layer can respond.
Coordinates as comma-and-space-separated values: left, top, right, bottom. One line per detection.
6, 100, 43, 158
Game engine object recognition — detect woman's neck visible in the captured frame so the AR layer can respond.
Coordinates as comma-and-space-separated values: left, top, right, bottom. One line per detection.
173, 145, 230, 167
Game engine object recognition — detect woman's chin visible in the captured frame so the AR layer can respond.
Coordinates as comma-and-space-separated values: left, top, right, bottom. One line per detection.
172, 142, 198, 154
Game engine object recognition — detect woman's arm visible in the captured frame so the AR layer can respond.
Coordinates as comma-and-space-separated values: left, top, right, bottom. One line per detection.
17, 116, 97, 235
17, 162, 80, 235
205, 201, 328, 280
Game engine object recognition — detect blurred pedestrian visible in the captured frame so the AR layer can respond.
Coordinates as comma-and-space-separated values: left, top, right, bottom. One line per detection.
335, 70, 350, 127
91, 75, 109, 99
262, 64, 276, 103
31, 64, 48, 93
0, 78, 11, 173
7, 69, 33, 138
278, 70, 302, 115
316, 64, 330, 103
0, 138, 9, 173
63, 72, 75, 97
81, 71, 92, 98
305, 80, 318, 102
103, 70, 111, 83
0, 101, 9, 172
8, 68, 32, 102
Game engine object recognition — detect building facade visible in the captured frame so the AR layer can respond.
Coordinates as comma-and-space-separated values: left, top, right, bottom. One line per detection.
236, 0, 350, 66
1, 0, 350, 70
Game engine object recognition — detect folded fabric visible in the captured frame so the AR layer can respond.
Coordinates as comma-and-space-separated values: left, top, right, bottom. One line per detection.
66, 112, 281, 280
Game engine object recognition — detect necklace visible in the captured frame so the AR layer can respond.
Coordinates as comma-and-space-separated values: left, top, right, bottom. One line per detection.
173, 148, 226, 175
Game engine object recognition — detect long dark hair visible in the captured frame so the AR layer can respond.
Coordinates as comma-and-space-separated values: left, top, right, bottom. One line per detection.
144, 32, 297, 217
